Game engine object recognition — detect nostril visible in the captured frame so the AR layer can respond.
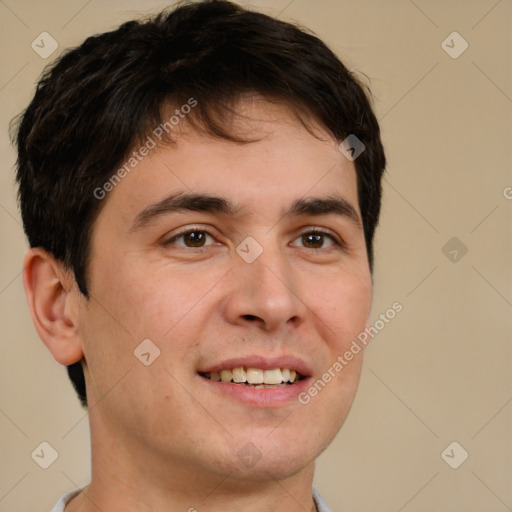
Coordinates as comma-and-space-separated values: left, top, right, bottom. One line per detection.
242, 314, 260, 322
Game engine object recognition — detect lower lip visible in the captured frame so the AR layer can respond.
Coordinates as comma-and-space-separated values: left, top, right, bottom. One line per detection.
199, 375, 312, 408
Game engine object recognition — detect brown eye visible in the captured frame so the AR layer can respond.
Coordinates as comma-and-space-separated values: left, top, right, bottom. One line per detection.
292, 231, 338, 249
183, 231, 207, 247
168, 230, 215, 248
302, 233, 324, 248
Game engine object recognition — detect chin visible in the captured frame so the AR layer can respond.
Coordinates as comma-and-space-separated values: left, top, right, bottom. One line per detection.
218, 423, 331, 483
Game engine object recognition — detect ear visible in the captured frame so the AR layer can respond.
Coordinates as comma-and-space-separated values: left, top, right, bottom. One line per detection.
22, 248, 84, 365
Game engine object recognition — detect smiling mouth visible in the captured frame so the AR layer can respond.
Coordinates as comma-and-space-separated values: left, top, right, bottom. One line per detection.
199, 367, 304, 388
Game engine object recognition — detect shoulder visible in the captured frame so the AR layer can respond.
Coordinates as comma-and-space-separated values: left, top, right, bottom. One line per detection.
50, 489, 82, 512
313, 487, 332, 512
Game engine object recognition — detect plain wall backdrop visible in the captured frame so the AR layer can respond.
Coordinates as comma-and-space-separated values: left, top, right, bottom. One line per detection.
0, 1, 511, 511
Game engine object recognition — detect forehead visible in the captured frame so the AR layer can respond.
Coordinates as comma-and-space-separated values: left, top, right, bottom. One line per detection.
95, 97, 359, 225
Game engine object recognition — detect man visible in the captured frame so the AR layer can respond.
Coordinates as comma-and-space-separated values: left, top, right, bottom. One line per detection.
13, 1, 385, 510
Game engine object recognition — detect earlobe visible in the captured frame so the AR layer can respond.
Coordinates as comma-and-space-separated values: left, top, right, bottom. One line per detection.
22, 248, 84, 366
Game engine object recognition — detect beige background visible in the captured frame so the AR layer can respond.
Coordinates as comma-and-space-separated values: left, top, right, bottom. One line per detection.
1, 1, 511, 511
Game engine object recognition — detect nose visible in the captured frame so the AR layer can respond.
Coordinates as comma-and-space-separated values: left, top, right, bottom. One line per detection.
222, 245, 306, 332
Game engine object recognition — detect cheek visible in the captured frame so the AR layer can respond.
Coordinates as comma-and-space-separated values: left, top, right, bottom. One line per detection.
307, 270, 372, 348
92, 255, 212, 338
296, 270, 370, 421
125, 266, 229, 342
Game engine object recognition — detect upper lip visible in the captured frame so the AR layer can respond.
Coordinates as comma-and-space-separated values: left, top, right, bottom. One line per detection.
198, 355, 312, 378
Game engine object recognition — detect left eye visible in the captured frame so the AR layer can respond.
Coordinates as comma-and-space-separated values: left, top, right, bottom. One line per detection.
291, 231, 338, 249
167, 230, 216, 248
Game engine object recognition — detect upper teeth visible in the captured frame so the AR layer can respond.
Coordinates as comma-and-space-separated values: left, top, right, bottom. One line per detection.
205, 367, 298, 384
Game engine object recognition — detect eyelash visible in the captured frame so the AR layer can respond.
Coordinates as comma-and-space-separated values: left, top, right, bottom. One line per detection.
164, 227, 344, 250
291, 229, 343, 250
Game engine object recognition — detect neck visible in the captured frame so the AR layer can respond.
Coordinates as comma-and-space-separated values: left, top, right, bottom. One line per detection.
66, 466, 318, 512
66, 413, 318, 512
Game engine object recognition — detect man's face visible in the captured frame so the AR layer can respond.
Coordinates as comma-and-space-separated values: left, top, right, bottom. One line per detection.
77, 98, 372, 485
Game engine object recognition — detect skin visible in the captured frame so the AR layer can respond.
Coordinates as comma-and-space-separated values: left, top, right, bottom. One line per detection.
23, 97, 372, 512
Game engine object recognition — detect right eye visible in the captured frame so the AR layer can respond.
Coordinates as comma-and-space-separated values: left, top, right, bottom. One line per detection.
165, 229, 217, 248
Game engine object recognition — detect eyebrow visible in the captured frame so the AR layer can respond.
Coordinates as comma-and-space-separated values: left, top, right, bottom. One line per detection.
288, 196, 361, 226
130, 192, 361, 232
130, 193, 242, 231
